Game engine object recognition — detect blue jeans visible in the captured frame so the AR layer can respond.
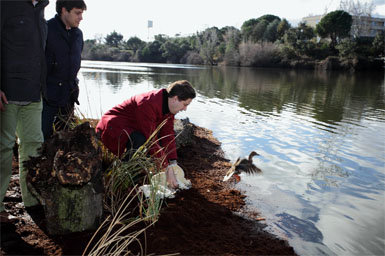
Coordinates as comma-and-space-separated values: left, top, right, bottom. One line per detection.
42, 100, 74, 141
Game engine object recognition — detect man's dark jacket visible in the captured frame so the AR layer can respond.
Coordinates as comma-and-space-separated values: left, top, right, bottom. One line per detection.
0, 0, 49, 102
44, 14, 83, 107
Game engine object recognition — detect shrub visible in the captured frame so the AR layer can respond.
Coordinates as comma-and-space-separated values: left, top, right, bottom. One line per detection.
372, 31, 385, 57
239, 41, 280, 67
223, 48, 240, 66
278, 44, 298, 59
181, 51, 204, 65
336, 38, 357, 58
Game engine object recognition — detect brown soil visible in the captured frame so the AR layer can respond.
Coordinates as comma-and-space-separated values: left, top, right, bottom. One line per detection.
1, 123, 297, 255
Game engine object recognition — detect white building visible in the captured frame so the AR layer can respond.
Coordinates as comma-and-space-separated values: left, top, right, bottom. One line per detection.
302, 14, 385, 38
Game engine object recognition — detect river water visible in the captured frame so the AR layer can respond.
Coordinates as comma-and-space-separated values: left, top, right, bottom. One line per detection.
78, 60, 385, 256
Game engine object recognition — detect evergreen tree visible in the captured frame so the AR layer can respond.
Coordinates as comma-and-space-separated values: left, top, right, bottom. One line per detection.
105, 31, 124, 48
316, 10, 352, 49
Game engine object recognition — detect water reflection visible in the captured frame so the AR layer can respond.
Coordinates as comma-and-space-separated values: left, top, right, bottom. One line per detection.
187, 67, 384, 125
82, 70, 148, 93
276, 213, 323, 243
83, 62, 384, 126
79, 61, 385, 256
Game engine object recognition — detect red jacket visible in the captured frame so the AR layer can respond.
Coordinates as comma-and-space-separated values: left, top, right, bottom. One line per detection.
96, 89, 177, 167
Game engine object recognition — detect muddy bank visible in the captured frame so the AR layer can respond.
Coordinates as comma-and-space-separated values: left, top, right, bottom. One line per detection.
1, 123, 297, 255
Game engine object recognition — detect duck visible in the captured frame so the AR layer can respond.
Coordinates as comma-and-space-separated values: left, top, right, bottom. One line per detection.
223, 151, 262, 182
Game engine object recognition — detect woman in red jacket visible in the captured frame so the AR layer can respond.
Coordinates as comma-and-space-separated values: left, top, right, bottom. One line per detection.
96, 80, 196, 188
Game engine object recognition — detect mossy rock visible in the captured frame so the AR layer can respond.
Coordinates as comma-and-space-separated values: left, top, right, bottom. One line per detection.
43, 183, 103, 235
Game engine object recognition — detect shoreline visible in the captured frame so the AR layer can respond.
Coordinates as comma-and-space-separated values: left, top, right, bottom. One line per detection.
1, 122, 297, 255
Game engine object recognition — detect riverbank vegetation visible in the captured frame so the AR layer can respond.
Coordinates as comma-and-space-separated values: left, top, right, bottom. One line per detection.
82, 11, 384, 72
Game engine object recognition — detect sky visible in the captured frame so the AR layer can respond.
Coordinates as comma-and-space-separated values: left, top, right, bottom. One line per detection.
44, 0, 385, 41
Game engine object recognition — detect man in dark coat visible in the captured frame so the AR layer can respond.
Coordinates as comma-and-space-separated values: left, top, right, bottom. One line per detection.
0, 0, 49, 222
42, 0, 87, 141
96, 80, 196, 188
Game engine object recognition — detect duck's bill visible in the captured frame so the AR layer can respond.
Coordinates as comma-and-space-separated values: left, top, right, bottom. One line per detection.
223, 171, 235, 181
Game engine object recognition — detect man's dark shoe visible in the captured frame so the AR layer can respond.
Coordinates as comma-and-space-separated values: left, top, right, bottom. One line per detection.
0, 211, 12, 223
25, 205, 45, 222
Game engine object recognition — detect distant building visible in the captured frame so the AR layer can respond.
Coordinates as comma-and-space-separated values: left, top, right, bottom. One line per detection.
302, 14, 385, 38
302, 15, 323, 28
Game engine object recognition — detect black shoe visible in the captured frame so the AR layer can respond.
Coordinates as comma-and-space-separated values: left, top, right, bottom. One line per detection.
25, 205, 44, 214
25, 205, 45, 224
0, 211, 13, 223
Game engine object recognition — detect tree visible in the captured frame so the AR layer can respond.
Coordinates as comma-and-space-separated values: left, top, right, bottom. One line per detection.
198, 27, 221, 65
81, 39, 96, 59
160, 40, 185, 63
284, 22, 314, 46
277, 19, 291, 40
297, 22, 315, 41
93, 33, 104, 44
316, 10, 352, 49
336, 38, 357, 58
372, 31, 385, 57
176, 38, 194, 53
139, 40, 164, 63
255, 14, 281, 24
223, 27, 241, 65
253, 19, 268, 42
283, 23, 316, 57
105, 31, 124, 48
241, 18, 259, 41
264, 19, 280, 42
125, 36, 145, 53
222, 26, 241, 49
339, 0, 374, 15
339, 0, 375, 38
241, 15, 281, 42
154, 34, 168, 43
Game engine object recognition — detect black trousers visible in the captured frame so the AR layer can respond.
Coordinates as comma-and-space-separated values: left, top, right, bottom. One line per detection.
42, 100, 74, 141
123, 131, 146, 160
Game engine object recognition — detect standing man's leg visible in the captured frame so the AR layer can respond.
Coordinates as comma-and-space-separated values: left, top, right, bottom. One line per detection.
0, 104, 18, 212
55, 104, 75, 132
42, 100, 58, 141
16, 101, 43, 207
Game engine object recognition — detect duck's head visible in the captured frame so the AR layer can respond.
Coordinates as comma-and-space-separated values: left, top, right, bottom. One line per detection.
249, 151, 259, 160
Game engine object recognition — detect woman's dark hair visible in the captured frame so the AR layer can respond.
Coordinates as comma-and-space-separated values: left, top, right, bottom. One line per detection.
56, 0, 87, 15
167, 80, 196, 101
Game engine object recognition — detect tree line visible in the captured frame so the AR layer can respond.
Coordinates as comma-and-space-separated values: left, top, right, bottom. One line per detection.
82, 11, 384, 70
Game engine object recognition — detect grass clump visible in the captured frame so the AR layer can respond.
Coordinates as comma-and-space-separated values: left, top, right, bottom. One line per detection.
83, 118, 169, 255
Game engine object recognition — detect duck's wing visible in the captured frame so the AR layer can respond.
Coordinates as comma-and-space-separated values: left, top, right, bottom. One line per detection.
223, 158, 241, 181
236, 160, 262, 174
223, 171, 234, 181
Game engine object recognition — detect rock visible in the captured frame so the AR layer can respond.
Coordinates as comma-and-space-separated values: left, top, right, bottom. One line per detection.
43, 183, 103, 235
174, 118, 194, 149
